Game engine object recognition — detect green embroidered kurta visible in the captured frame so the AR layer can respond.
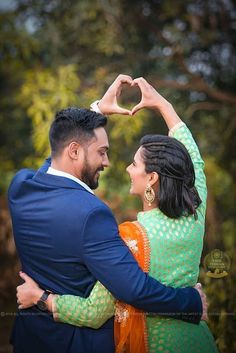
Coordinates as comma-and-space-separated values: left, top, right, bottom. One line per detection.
53, 123, 218, 353
137, 123, 217, 353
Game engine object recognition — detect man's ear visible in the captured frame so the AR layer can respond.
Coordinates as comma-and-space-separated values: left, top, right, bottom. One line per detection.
148, 172, 159, 186
67, 141, 82, 160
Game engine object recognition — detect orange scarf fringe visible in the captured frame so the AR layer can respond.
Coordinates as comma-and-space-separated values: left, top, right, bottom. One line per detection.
115, 221, 150, 353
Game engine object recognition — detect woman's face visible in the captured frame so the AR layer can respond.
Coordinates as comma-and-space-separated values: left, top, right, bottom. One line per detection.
126, 147, 149, 197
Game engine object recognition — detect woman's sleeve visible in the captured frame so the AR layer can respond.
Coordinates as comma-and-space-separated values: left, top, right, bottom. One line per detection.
169, 122, 207, 211
52, 281, 115, 329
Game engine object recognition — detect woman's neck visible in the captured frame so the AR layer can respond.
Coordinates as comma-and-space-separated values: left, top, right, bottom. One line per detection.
142, 203, 157, 212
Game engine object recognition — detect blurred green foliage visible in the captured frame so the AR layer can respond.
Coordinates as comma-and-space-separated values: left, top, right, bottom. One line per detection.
0, 0, 236, 352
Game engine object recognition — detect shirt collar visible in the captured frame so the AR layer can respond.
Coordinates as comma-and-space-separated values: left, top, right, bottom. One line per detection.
47, 167, 94, 194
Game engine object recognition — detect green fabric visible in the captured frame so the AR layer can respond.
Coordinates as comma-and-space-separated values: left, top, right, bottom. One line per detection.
54, 281, 115, 329
136, 124, 218, 353
54, 124, 218, 352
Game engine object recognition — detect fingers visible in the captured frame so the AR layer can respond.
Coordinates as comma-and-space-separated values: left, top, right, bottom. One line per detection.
115, 74, 133, 85
19, 271, 27, 281
115, 107, 132, 115
100, 75, 154, 116
16, 287, 24, 309
195, 282, 202, 290
131, 77, 152, 115
19, 271, 32, 283
194, 283, 208, 321
131, 102, 144, 115
132, 77, 150, 90
19, 271, 38, 287
110, 74, 133, 93
113, 74, 133, 98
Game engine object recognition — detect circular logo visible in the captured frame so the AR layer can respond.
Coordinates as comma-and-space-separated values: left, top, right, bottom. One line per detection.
203, 249, 230, 278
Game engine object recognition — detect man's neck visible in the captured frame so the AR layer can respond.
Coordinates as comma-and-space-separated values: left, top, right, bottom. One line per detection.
51, 161, 77, 178
47, 165, 94, 194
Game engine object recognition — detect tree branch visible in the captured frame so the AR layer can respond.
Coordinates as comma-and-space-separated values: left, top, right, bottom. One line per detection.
154, 79, 236, 106
185, 102, 222, 117
154, 32, 236, 106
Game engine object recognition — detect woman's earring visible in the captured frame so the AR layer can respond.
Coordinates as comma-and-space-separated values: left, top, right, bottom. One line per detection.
144, 184, 155, 206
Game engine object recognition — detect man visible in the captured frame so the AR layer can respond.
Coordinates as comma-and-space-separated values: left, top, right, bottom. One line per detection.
8, 75, 205, 353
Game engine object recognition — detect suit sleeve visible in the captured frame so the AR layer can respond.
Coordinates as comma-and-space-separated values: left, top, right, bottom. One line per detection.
81, 206, 202, 324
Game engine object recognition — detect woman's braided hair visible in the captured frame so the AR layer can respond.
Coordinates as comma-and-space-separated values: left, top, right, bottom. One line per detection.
140, 134, 202, 219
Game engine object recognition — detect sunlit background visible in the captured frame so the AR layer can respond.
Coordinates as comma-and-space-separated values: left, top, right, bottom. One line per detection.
0, 1, 236, 352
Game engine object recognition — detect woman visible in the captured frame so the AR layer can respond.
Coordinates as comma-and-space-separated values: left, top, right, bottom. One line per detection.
17, 78, 218, 353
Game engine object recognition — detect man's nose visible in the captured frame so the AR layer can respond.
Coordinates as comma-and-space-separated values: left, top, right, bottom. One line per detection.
103, 155, 110, 167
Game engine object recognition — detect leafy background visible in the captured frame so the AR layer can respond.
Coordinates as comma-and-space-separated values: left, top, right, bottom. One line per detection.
0, 1, 236, 352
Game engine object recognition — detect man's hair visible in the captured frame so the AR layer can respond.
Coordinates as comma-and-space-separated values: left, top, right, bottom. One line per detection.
140, 134, 202, 219
49, 107, 107, 157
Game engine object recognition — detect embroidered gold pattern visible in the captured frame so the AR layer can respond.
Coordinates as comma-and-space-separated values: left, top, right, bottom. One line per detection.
125, 239, 138, 253
115, 302, 129, 324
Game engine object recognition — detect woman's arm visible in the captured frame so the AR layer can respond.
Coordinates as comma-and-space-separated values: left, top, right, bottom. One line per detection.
97, 76, 206, 206
17, 272, 115, 329
168, 124, 207, 208
130, 77, 207, 208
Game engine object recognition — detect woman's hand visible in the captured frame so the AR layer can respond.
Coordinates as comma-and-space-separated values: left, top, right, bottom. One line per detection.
131, 77, 181, 129
131, 77, 170, 115
16, 271, 44, 309
98, 74, 133, 115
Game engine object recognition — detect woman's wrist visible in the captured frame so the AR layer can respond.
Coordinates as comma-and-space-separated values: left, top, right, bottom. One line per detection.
155, 100, 172, 112
156, 101, 182, 130
90, 100, 103, 114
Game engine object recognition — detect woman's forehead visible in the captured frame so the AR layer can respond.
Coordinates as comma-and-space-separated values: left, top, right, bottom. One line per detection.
134, 147, 143, 161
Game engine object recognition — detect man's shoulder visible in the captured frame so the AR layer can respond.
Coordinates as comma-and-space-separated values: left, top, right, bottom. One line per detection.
9, 168, 35, 188
70, 189, 112, 214
8, 168, 36, 199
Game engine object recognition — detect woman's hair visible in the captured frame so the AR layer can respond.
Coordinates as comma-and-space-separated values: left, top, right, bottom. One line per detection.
140, 134, 202, 219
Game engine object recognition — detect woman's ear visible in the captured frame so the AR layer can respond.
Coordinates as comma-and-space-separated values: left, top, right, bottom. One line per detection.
148, 172, 159, 186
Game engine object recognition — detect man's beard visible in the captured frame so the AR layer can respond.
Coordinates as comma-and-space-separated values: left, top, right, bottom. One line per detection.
81, 156, 103, 190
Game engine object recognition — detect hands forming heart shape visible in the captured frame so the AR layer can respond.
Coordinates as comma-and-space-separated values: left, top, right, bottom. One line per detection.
98, 74, 166, 116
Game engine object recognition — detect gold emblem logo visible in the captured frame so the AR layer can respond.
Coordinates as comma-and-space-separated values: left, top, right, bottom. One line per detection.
203, 249, 230, 278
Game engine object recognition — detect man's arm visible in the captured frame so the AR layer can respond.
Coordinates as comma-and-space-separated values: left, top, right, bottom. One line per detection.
82, 205, 202, 324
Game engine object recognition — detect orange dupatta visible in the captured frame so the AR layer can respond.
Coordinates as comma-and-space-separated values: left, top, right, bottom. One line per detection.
115, 221, 150, 353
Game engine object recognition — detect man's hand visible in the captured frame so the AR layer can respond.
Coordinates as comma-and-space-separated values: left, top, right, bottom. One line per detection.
16, 271, 44, 309
98, 74, 133, 115
194, 283, 208, 321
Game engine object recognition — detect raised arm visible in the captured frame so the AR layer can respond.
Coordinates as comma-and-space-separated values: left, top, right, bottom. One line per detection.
95, 76, 206, 208
130, 77, 207, 208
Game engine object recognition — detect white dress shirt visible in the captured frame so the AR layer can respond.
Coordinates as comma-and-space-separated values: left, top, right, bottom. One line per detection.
47, 167, 94, 194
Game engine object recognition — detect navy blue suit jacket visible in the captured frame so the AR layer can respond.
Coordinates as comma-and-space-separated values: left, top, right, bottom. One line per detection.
8, 160, 202, 353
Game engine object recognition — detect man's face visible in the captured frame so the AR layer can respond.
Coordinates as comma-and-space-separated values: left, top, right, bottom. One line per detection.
80, 127, 110, 189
